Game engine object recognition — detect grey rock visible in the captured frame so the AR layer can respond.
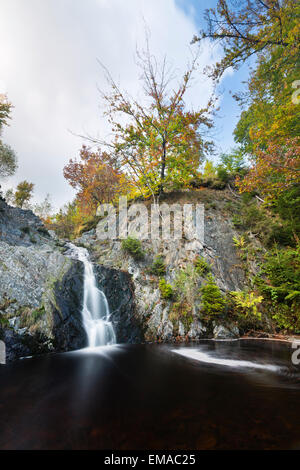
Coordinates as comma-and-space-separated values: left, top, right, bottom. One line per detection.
161, 320, 173, 341
94, 265, 143, 343
0, 197, 86, 361
213, 324, 239, 339
188, 320, 207, 339
178, 321, 185, 337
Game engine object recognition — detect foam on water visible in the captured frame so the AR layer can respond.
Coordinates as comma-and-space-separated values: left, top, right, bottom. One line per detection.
172, 347, 280, 372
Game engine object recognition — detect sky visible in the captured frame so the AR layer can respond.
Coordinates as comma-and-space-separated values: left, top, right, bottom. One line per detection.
0, 0, 250, 210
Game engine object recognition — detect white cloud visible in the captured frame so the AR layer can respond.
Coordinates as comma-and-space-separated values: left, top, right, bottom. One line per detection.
0, 0, 221, 210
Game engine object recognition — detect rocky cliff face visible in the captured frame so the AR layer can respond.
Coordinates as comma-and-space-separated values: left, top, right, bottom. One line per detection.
75, 189, 248, 343
94, 265, 143, 343
0, 188, 254, 362
0, 196, 86, 361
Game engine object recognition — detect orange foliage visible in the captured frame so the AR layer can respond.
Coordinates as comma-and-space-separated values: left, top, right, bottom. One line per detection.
63, 146, 128, 215
236, 138, 300, 202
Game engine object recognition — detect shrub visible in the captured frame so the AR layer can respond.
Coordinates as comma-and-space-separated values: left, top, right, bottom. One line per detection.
200, 274, 226, 316
271, 304, 300, 333
230, 291, 263, 319
169, 301, 194, 333
210, 179, 226, 190
266, 223, 295, 247
260, 246, 300, 303
194, 256, 210, 276
174, 264, 199, 304
121, 236, 144, 260
241, 192, 256, 204
233, 235, 245, 249
159, 279, 174, 300
21, 226, 30, 235
217, 167, 230, 183
149, 255, 166, 276
254, 245, 300, 332
37, 227, 50, 237
273, 185, 300, 245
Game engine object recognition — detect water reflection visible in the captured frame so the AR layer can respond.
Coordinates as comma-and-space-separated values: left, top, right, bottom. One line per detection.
0, 340, 299, 450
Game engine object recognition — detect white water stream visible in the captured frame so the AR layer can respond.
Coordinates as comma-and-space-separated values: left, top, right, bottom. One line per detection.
172, 348, 280, 372
66, 243, 116, 348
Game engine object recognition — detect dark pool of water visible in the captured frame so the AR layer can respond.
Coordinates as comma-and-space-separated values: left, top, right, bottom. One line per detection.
0, 340, 299, 450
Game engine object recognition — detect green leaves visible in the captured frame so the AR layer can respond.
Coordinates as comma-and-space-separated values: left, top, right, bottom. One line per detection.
159, 279, 174, 300
0, 96, 17, 180
230, 291, 263, 319
200, 274, 226, 316
98, 45, 214, 197
121, 236, 145, 261
14, 181, 34, 209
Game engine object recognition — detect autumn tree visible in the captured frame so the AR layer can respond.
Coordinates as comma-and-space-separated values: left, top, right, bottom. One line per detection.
64, 146, 127, 214
0, 95, 17, 180
196, 0, 299, 200
49, 201, 79, 239
14, 180, 34, 208
0, 94, 12, 128
193, 0, 299, 81
194, 0, 299, 150
91, 42, 214, 197
236, 138, 300, 201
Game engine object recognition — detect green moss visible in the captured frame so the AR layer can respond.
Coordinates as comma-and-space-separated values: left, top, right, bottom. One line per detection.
31, 306, 46, 322
0, 315, 9, 327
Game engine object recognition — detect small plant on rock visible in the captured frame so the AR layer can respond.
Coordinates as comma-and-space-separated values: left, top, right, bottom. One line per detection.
31, 306, 46, 322
121, 236, 145, 260
149, 255, 166, 276
174, 264, 199, 304
194, 256, 210, 276
159, 278, 174, 300
233, 235, 245, 249
230, 291, 263, 319
200, 274, 226, 316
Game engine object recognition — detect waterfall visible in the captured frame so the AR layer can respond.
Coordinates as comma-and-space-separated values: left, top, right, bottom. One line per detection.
65, 243, 116, 348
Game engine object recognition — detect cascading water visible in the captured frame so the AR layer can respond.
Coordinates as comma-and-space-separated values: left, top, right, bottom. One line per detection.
65, 243, 116, 348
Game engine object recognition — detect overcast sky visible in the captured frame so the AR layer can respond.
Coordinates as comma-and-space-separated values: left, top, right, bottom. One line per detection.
0, 0, 248, 210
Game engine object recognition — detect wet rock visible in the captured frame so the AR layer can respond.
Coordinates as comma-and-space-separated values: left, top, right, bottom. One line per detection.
77, 189, 250, 343
0, 198, 86, 361
213, 323, 239, 339
161, 319, 173, 341
178, 321, 185, 337
94, 265, 143, 343
0, 328, 50, 363
51, 261, 86, 351
188, 320, 207, 340
0, 196, 45, 246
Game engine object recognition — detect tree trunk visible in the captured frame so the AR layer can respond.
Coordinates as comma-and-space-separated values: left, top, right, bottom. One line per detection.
159, 139, 166, 195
